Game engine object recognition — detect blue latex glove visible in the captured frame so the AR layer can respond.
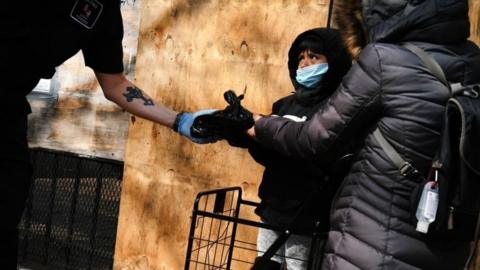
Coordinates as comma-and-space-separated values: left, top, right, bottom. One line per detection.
175, 109, 219, 144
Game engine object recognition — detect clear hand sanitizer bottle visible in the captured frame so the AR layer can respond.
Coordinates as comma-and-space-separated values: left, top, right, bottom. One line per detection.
415, 180, 439, 233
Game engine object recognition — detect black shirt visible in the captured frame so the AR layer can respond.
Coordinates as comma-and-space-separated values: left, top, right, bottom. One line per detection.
31, 0, 124, 78
0, 0, 124, 162
2, 0, 124, 90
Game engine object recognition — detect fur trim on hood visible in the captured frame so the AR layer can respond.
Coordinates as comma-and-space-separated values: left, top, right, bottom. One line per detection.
334, 0, 470, 59
334, 0, 367, 59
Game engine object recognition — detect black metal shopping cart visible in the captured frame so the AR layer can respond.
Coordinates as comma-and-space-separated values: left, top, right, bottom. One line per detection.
184, 187, 327, 270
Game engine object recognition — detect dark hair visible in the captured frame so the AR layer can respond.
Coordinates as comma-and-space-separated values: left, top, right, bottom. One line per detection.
297, 35, 325, 55
288, 28, 352, 94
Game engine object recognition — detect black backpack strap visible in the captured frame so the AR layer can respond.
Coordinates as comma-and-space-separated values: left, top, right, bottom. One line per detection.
403, 43, 449, 89
373, 43, 450, 180
373, 129, 423, 180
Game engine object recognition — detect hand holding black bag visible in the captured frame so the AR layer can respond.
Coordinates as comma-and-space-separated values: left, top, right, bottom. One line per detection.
191, 90, 254, 147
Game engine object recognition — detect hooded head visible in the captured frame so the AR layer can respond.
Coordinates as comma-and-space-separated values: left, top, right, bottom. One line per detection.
288, 28, 353, 99
334, 0, 470, 59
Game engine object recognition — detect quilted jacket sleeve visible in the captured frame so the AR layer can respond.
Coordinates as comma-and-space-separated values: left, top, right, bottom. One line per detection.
247, 96, 289, 167
255, 44, 384, 163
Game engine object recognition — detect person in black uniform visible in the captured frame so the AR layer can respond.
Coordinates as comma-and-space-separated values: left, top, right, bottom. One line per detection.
0, 1, 216, 269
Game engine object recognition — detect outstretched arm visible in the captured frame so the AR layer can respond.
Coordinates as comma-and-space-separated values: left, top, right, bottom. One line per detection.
95, 72, 177, 128
95, 72, 217, 144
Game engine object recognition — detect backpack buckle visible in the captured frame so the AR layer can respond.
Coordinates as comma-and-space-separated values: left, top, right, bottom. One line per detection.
468, 85, 480, 99
400, 162, 420, 178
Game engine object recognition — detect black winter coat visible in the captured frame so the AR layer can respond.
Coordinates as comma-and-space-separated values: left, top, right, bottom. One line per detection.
254, 0, 480, 269
250, 28, 352, 232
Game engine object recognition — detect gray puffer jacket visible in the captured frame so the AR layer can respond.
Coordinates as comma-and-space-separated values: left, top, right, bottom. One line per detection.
254, 0, 480, 269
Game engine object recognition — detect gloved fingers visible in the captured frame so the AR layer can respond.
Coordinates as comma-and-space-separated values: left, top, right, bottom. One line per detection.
177, 110, 222, 144
177, 112, 194, 138
192, 108, 218, 117
183, 109, 218, 139
191, 114, 224, 138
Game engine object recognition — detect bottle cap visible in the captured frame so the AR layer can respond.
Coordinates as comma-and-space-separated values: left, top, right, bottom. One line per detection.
416, 221, 429, 233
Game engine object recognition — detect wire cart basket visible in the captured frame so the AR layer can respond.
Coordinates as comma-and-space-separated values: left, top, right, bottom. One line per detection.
184, 187, 327, 270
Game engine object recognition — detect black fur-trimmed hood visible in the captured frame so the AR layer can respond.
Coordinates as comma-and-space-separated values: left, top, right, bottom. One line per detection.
334, 0, 471, 59
287, 28, 352, 103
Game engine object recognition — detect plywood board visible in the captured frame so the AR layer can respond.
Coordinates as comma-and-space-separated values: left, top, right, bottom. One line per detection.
470, 0, 480, 46
115, 1, 330, 269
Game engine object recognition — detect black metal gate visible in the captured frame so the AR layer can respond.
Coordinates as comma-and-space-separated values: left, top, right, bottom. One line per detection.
18, 148, 124, 270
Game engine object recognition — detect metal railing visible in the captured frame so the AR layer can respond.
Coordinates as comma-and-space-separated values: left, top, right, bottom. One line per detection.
18, 148, 124, 270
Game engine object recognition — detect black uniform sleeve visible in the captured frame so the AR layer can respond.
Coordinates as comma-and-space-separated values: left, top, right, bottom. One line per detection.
83, 3, 124, 73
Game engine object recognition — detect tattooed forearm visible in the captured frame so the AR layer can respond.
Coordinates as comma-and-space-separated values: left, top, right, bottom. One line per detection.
123, 86, 155, 106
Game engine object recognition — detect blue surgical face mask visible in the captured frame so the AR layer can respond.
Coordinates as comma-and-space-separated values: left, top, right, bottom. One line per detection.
296, 63, 329, 89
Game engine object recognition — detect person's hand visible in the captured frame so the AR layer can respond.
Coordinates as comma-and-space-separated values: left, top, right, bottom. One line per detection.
174, 109, 220, 144
190, 90, 254, 146
246, 114, 262, 138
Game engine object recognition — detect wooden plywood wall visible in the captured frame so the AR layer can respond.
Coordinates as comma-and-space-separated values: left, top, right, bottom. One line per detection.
114, 1, 330, 269
471, 0, 480, 45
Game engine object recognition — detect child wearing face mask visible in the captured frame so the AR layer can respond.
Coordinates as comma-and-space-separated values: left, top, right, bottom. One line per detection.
246, 28, 353, 270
